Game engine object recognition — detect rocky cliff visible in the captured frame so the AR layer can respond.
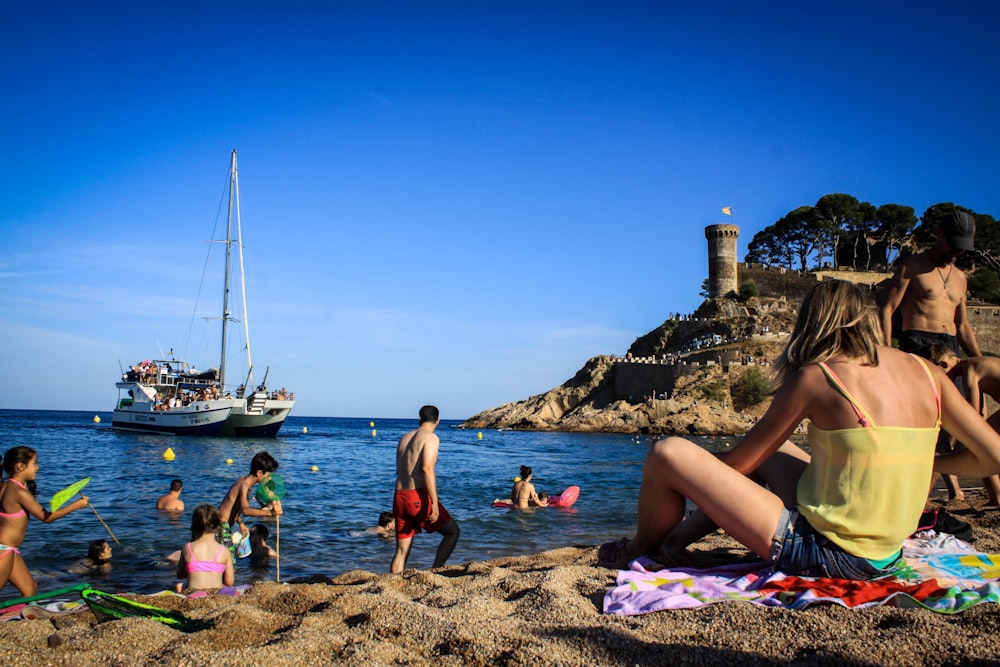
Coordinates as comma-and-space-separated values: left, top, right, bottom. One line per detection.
462, 296, 799, 435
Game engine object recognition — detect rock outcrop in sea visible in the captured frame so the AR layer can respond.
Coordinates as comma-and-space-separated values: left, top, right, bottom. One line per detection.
462, 296, 799, 435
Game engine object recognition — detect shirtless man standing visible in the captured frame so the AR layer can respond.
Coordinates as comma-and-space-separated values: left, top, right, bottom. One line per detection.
391, 405, 460, 573
881, 210, 982, 499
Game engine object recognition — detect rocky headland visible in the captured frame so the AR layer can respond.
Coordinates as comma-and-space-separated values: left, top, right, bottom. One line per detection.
463, 295, 800, 435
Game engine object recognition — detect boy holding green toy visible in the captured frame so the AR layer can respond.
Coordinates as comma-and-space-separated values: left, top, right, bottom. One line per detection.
218, 451, 282, 562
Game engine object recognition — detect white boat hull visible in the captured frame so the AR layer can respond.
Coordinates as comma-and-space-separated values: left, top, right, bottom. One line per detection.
112, 402, 232, 436
220, 396, 295, 437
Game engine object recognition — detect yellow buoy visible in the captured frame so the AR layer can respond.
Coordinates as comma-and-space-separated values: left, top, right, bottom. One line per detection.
372, 429, 377, 437
163, 448, 176, 461
477, 431, 483, 440
512, 476, 521, 483
93, 415, 101, 423
311, 465, 318, 472
370, 421, 375, 427
226, 458, 233, 464
302, 427, 308, 434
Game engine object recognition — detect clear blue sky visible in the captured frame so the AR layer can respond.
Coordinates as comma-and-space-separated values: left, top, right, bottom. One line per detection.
3, 2, 999, 420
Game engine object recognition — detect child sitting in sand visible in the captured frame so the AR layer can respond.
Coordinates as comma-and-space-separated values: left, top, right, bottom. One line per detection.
0, 446, 90, 596
177, 504, 235, 591
68, 539, 113, 575
599, 280, 1000, 579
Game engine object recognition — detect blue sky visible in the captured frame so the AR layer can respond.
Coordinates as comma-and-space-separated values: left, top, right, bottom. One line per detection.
2, 2, 999, 420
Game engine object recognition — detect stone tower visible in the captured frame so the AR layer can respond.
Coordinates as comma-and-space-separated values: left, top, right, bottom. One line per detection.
705, 224, 739, 298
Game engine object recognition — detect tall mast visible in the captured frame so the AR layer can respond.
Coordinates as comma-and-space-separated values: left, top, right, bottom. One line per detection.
235, 155, 254, 389
220, 150, 237, 389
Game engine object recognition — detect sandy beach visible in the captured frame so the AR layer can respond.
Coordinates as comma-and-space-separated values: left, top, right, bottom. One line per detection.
4, 495, 1000, 666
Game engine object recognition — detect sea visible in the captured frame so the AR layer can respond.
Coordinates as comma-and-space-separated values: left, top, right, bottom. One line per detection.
0, 409, 740, 600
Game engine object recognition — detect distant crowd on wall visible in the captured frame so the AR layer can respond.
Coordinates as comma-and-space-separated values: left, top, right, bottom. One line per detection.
611, 328, 775, 366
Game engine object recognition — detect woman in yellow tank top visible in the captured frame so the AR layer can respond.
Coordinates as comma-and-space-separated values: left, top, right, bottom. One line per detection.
598, 279, 1000, 579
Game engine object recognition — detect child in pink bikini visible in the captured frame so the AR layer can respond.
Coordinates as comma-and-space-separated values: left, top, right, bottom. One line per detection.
0, 446, 90, 596
176, 504, 235, 591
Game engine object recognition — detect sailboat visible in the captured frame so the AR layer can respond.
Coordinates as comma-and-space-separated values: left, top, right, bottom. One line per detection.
112, 150, 295, 437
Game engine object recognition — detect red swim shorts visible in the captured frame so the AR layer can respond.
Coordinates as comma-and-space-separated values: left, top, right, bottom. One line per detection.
393, 488, 453, 540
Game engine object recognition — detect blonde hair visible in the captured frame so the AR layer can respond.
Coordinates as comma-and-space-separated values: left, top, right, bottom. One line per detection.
772, 280, 882, 386
927, 343, 960, 365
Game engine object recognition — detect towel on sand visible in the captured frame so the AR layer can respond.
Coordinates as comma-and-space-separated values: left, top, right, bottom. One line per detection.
604, 534, 1000, 615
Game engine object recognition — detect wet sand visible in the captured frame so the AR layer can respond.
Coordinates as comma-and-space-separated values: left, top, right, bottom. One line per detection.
4, 495, 1000, 666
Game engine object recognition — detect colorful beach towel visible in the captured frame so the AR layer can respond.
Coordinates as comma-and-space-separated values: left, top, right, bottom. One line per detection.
604, 534, 1000, 615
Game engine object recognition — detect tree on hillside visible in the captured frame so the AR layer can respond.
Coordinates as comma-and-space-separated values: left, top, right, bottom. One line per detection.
779, 206, 821, 271
746, 223, 792, 267
815, 193, 861, 268
852, 202, 878, 270
875, 203, 917, 269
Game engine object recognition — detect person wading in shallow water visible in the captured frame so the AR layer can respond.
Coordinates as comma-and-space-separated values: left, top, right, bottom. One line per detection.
391, 405, 460, 573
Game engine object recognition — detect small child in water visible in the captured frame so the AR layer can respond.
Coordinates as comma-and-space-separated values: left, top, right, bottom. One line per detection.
69, 539, 113, 574
176, 505, 234, 591
366, 511, 395, 538
248, 524, 277, 567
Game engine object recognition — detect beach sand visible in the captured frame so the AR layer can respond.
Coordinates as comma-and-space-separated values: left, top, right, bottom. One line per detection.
4, 496, 1000, 666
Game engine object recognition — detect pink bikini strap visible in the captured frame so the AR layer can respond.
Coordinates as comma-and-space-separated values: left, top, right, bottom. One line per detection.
913, 356, 942, 424
817, 362, 875, 428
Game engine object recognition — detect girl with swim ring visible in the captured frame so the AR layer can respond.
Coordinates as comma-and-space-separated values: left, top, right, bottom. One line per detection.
0, 446, 90, 596
599, 279, 1000, 579
177, 504, 235, 591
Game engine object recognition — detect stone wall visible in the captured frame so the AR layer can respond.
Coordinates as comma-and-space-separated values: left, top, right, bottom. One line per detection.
736, 263, 819, 302
969, 304, 1000, 355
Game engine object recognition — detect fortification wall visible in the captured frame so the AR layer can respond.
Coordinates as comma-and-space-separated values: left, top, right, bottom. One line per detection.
736, 263, 818, 301
969, 304, 1000, 354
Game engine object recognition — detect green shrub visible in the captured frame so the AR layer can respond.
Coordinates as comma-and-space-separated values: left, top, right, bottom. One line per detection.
739, 279, 760, 300
732, 367, 769, 408
701, 380, 728, 402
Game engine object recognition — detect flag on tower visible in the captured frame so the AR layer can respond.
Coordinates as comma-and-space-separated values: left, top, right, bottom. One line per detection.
721, 207, 732, 216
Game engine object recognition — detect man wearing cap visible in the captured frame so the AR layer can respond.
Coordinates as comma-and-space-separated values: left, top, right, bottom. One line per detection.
880, 210, 981, 360
881, 210, 990, 501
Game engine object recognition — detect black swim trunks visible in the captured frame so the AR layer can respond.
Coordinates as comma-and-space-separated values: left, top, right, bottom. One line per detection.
897, 330, 960, 360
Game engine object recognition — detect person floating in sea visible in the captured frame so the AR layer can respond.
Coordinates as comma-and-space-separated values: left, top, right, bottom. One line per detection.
177, 504, 235, 592
366, 512, 395, 538
880, 210, 983, 500
929, 344, 1000, 504
391, 405, 460, 573
156, 478, 185, 512
0, 446, 90, 596
68, 539, 113, 575
218, 451, 282, 564
511, 466, 548, 508
598, 279, 1000, 579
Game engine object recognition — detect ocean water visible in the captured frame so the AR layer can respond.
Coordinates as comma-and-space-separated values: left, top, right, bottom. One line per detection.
0, 410, 737, 600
